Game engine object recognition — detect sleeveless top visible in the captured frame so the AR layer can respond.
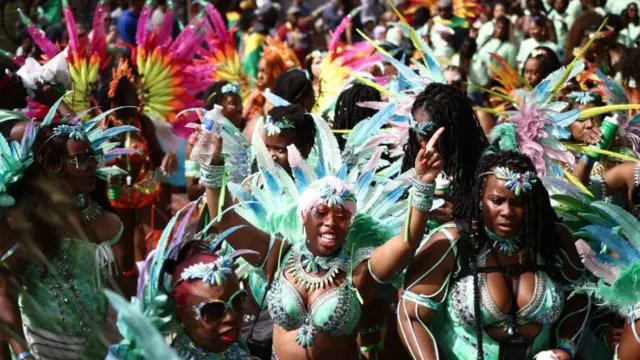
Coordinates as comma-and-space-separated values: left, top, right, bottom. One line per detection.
267, 245, 372, 338
403, 224, 564, 360
18, 225, 123, 360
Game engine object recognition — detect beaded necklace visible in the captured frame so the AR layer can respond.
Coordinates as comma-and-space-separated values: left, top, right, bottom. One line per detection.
75, 194, 103, 224
484, 226, 523, 256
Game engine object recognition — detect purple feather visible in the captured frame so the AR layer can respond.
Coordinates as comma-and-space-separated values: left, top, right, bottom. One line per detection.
135, 0, 154, 46
168, 199, 201, 254
205, 3, 231, 46
169, 16, 201, 54
89, 0, 106, 56
62, 0, 79, 53
136, 249, 156, 299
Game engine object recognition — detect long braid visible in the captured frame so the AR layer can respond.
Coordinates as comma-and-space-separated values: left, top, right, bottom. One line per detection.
455, 151, 563, 358
333, 83, 381, 130
403, 83, 488, 217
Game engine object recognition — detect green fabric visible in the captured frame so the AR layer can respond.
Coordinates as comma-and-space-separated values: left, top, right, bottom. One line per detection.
471, 39, 517, 87
20, 238, 109, 359
242, 33, 267, 83
41, 0, 62, 25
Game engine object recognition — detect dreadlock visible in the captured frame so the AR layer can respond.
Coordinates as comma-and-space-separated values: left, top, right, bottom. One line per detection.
333, 83, 382, 148
272, 68, 315, 110
455, 151, 561, 360
402, 83, 488, 217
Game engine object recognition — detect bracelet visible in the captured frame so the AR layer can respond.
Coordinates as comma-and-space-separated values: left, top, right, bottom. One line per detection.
410, 182, 435, 212
122, 266, 137, 277
199, 164, 225, 189
557, 338, 577, 360
410, 177, 436, 193
634, 163, 640, 188
17, 352, 34, 360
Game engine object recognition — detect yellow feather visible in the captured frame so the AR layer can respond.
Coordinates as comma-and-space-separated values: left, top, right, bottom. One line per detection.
579, 104, 640, 119
562, 168, 595, 197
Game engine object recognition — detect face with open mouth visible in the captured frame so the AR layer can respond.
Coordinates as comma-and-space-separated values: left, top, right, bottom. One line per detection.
303, 203, 351, 256
175, 274, 245, 354
482, 173, 526, 239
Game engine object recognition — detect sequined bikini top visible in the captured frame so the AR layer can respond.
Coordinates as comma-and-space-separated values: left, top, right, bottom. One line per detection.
267, 244, 372, 346
448, 253, 565, 330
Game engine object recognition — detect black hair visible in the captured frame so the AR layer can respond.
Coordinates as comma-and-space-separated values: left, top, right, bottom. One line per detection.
272, 68, 314, 106
413, 7, 431, 28
620, 47, 640, 85
402, 83, 488, 217
457, 37, 477, 63
522, 46, 561, 80
267, 104, 316, 153
623, 2, 640, 26
563, 11, 604, 63
455, 151, 561, 359
32, 123, 113, 212
333, 83, 381, 130
203, 80, 241, 110
494, 16, 511, 43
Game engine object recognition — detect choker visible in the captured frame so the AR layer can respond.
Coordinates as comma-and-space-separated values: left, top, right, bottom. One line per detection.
286, 243, 348, 291
173, 329, 249, 360
74, 194, 103, 224
484, 226, 522, 256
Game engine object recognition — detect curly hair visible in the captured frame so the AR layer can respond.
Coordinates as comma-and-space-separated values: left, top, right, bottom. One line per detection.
332, 83, 381, 135
402, 83, 488, 217
272, 68, 314, 107
454, 151, 562, 359
268, 104, 316, 154
620, 47, 640, 85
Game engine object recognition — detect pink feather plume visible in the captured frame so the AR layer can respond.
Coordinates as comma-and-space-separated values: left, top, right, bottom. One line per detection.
205, 3, 231, 46
89, 0, 107, 58
135, 0, 154, 46
61, 0, 80, 54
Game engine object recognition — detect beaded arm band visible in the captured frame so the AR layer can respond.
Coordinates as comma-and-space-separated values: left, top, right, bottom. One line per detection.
410, 178, 435, 212
634, 163, 640, 188
199, 164, 225, 189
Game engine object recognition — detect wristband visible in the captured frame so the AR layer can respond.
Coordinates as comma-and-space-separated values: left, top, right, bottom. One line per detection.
199, 164, 225, 189
410, 179, 435, 212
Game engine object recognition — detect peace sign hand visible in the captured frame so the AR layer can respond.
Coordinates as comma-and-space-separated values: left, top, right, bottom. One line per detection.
415, 127, 445, 183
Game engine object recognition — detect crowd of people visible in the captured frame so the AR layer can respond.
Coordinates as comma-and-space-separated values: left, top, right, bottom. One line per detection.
3, 0, 640, 359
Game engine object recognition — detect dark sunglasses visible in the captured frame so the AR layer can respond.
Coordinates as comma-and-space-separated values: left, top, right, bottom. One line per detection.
192, 290, 247, 323
66, 150, 104, 169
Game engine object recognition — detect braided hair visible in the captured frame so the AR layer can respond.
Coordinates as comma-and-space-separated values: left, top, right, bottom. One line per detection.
455, 151, 561, 359
402, 83, 488, 217
272, 68, 315, 111
333, 83, 381, 148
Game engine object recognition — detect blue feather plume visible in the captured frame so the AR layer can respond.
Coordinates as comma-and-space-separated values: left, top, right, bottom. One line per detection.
582, 225, 640, 263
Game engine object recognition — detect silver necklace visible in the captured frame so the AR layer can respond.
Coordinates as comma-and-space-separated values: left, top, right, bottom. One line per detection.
75, 194, 103, 224
286, 244, 347, 291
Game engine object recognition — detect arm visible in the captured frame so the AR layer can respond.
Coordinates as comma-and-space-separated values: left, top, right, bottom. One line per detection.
137, 114, 172, 170
0, 260, 29, 359
185, 135, 205, 201
366, 128, 445, 284
551, 224, 588, 359
571, 156, 596, 186
618, 320, 640, 360
397, 231, 457, 360
603, 162, 639, 207
203, 135, 286, 268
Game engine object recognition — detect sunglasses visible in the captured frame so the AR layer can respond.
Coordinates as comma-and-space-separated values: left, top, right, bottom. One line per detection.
192, 290, 247, 323
66, 150, 104, 169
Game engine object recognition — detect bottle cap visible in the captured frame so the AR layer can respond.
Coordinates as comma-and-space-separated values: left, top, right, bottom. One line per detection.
435, 173, 450, 191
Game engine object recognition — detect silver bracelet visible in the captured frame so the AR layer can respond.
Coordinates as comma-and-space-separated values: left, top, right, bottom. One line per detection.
410, 177, 436, 193
634, 163, 640, 188
411, 185, 435, 212
199, 164, 225, 189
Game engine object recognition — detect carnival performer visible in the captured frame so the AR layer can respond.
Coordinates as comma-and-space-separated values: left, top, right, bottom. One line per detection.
0, 104, 138, 359
399, 151, 587, 360
107, 230, 254, 360
271, 69, 316, 113
201, 116, 446, 359
106, 58, 178, 264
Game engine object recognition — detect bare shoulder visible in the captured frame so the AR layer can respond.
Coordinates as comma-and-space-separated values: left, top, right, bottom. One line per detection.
407, 222, 459, 279
90, 210, 123, 244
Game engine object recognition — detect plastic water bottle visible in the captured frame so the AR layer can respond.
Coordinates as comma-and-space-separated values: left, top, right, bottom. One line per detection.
190, 105, 224, 165
585, 114, 623, 161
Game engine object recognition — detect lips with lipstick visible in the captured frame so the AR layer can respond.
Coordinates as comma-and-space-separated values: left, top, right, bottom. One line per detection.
218, 329, 240, 344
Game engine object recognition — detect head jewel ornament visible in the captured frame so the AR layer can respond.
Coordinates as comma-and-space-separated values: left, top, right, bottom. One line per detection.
482, 166, 538, 196
179, 257, 235, 287
567, 91, 596, 105
53, 123, 89, 141
409, 114, 436, 137
221, 83, 240, 95
263, 115, 295, 136
298, 177, 357, 220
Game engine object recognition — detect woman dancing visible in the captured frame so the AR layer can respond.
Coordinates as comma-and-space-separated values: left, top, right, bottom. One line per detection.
398, 151, 587, 360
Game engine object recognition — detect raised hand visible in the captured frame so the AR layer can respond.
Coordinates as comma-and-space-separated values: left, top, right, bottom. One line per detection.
209, 134, 224, 166
415, 127, 445, 183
